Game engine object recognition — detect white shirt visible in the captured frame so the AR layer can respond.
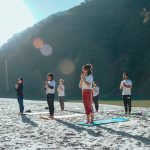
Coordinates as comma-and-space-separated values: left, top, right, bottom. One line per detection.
82, 74, 93, 89
45, 80, 56, 94
93, 86, 99, 96
121, 79, 132, 95
57, 84, 65, 97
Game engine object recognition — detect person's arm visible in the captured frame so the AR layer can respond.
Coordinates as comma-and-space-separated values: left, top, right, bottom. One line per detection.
83, 75, 93, 87
15, 84, 18, 91
79, 73, 84, 88
48, 85, 54, 89
123, 82, 132, 88
120, 82, 123, 89
59, 85, 64, 91
17, 84, 23, 92
83, 79, 92, 87
47, 81, 54, 89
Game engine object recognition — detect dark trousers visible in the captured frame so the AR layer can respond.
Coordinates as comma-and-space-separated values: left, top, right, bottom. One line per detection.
59, 96, 64, 110
47, 94, 55, 116
93, 95, 99, 111
17, 96, 24, 113
122, 95, 131, 113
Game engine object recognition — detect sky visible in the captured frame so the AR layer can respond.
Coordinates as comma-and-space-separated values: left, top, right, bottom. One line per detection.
23, 0, 85, 23
0, 0, 84, 47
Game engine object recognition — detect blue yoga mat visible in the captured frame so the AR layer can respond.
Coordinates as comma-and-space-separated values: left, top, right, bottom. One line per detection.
78, 118, 129, 126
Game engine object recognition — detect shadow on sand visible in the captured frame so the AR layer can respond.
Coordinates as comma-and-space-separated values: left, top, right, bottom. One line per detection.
55, 119, 103, 137
56, 119, 149, 145
21, 115, 38, 127
65, 109, 84, 114
97, 125, 150, 145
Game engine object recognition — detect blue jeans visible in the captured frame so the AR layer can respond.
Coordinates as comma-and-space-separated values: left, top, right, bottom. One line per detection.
17, 96, 24, 113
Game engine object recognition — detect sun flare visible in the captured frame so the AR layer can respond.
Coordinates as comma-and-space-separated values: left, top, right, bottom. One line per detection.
0, 0, 35, 46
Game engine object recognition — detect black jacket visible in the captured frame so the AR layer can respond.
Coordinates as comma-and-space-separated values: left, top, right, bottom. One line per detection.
16, 84, 23, 96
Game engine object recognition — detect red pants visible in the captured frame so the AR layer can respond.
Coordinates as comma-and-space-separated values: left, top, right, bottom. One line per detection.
82, 89, 93, 115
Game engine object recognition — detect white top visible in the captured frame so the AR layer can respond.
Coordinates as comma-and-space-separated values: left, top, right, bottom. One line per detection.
57, 84, 65, 97
93, 86, 99, 96
120, 79, 132, 95
82, 74, 93, 90
45, 80, 56, 94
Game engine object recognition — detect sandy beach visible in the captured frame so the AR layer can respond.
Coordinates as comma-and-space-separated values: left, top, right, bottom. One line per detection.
0, 98, 149, 150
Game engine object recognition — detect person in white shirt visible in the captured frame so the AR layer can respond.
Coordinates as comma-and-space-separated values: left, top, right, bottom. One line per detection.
120, 73, 132, 114
79, 64, 94, 124
93, 81, 99, 112
57, 79, 65, 110
45, 73, 56, 119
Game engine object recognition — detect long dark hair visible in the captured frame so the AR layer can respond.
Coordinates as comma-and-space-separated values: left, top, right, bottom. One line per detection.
82, 64, 93, 76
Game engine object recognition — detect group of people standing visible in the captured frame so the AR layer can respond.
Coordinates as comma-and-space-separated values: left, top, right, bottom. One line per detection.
79, 64, 132, 124
15, 74, 65, 117
15, 63, 132, 124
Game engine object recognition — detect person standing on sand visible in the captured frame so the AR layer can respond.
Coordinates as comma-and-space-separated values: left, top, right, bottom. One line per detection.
120, 73, 132, 114
57, 79, 65, 111
93, 81, 99, 112
15, 77, 24, 115
45, 73, 56, 119
79, 64, 94, 124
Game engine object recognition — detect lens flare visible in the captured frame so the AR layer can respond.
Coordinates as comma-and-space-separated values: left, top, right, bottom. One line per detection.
33, 38, 44, 49
40, 44, 53, 56
59, 60, 75, 75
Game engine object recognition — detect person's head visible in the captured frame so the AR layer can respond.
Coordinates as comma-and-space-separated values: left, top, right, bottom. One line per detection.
123, 73, 128, 80
82, 64, 93, 76
47, 73, 54, 81
17, 77, 23, 84
93, 81, 97, 87
59, 79, 64, 84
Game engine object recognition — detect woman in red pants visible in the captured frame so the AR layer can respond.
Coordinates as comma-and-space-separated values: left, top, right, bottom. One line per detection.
79, 64, 94, 124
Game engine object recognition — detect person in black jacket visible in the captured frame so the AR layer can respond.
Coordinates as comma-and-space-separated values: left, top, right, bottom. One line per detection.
15, 77, 24, 115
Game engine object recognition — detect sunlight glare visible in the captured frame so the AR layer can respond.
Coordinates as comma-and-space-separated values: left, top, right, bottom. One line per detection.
0, 0, 35, 46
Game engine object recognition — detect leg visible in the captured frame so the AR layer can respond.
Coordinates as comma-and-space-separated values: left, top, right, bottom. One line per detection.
127, 96, 131, 113
18, 96, 24, 113
94, 96, 99, 111
61, 97, 64, 110
123, 95, 128, 113
82, 91, 90, 123
49, 94, 55, 117
85, 90, 94, 123
59, 97, 62, 110
59, 97, 64, 110
90, 112, 94, 123
47, 94, 51, 114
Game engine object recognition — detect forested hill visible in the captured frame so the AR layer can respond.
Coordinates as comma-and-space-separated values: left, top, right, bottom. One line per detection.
0, 0, 150, 100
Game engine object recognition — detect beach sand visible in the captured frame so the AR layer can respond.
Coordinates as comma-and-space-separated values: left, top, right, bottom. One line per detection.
0, 98, 149, 150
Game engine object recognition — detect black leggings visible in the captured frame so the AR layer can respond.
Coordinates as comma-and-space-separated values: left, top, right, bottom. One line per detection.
93, 95, 99, 111
123, 95, 131, 113
47, 94, 55, 116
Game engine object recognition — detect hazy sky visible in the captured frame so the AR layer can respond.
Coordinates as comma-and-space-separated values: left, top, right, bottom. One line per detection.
0, 0, 84, 46
23, 0, 85, 23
